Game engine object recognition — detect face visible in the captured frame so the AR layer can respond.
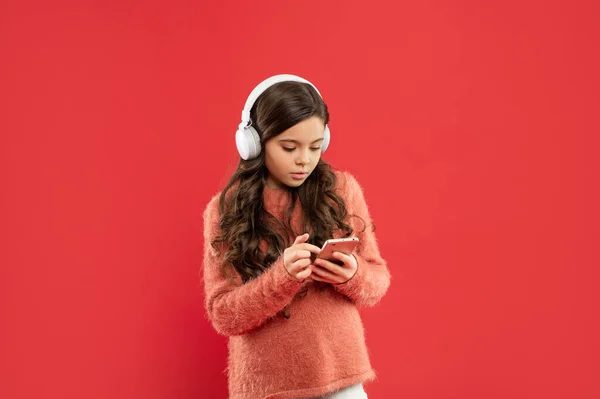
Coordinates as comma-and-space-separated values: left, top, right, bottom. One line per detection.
264, 116, 326, 189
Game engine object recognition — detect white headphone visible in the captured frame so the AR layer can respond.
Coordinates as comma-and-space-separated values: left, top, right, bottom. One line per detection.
235, 74, 331, 160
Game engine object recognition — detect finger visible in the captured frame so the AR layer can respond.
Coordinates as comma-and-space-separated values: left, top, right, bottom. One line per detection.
296, 266, 312, 280
293, 233, 309, 245
293, 249, 313, 260
292, 258, 311, 270
297, 243, 322, 255
311, 265, 343, 283
314, 258, 345, 273
332, 252, 354, 266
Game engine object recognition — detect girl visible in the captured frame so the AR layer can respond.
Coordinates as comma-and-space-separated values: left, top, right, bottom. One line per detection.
202, 74, 391, 399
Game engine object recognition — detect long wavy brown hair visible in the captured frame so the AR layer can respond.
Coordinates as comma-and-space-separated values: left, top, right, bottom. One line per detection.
211, 81, 365, 283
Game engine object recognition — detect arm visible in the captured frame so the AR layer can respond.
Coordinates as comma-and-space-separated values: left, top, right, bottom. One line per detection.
202, 195, 304, 336
333, 173, 391, 307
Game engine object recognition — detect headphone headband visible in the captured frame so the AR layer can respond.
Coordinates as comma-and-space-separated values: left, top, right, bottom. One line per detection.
239, 74, 323, 130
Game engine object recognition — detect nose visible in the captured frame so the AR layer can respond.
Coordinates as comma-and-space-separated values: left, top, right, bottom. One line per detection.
296, 148, 311, 165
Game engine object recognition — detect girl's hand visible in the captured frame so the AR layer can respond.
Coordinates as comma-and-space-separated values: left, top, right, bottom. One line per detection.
310, 252, 358, 284
283, 233, 322, 282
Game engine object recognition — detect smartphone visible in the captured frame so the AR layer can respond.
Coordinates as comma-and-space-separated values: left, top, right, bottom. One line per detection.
317, 237, 359, 265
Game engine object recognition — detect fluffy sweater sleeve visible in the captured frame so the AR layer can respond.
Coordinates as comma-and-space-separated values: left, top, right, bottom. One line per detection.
334, 172, 391, 307
202, 195, 304, 336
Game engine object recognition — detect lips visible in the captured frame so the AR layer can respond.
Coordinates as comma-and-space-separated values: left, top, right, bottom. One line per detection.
291, 172, 308, 180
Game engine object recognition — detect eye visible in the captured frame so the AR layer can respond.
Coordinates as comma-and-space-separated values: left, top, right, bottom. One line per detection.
282, 147, 295, 152
310, 147, 321, 151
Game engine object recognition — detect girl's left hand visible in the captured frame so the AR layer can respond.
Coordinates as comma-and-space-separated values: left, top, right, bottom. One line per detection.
310, 252, 358, 284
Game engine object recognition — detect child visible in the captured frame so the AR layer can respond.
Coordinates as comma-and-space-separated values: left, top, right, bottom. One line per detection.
202, 74, 391, 399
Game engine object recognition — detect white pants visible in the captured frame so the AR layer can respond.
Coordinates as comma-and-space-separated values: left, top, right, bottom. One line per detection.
309, 383, 368, 399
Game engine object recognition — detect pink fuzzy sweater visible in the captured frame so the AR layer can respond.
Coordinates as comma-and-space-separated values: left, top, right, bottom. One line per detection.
202, 171, 391, 399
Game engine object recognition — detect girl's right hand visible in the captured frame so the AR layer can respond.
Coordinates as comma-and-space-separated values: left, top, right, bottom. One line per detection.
283, 233, 321, 282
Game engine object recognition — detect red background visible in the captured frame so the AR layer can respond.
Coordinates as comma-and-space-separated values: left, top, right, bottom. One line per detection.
1, 1, 599, 398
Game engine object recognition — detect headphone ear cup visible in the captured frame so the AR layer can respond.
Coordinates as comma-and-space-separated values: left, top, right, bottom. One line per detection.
321, 125, 331, 153
235, 126, 262, 160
